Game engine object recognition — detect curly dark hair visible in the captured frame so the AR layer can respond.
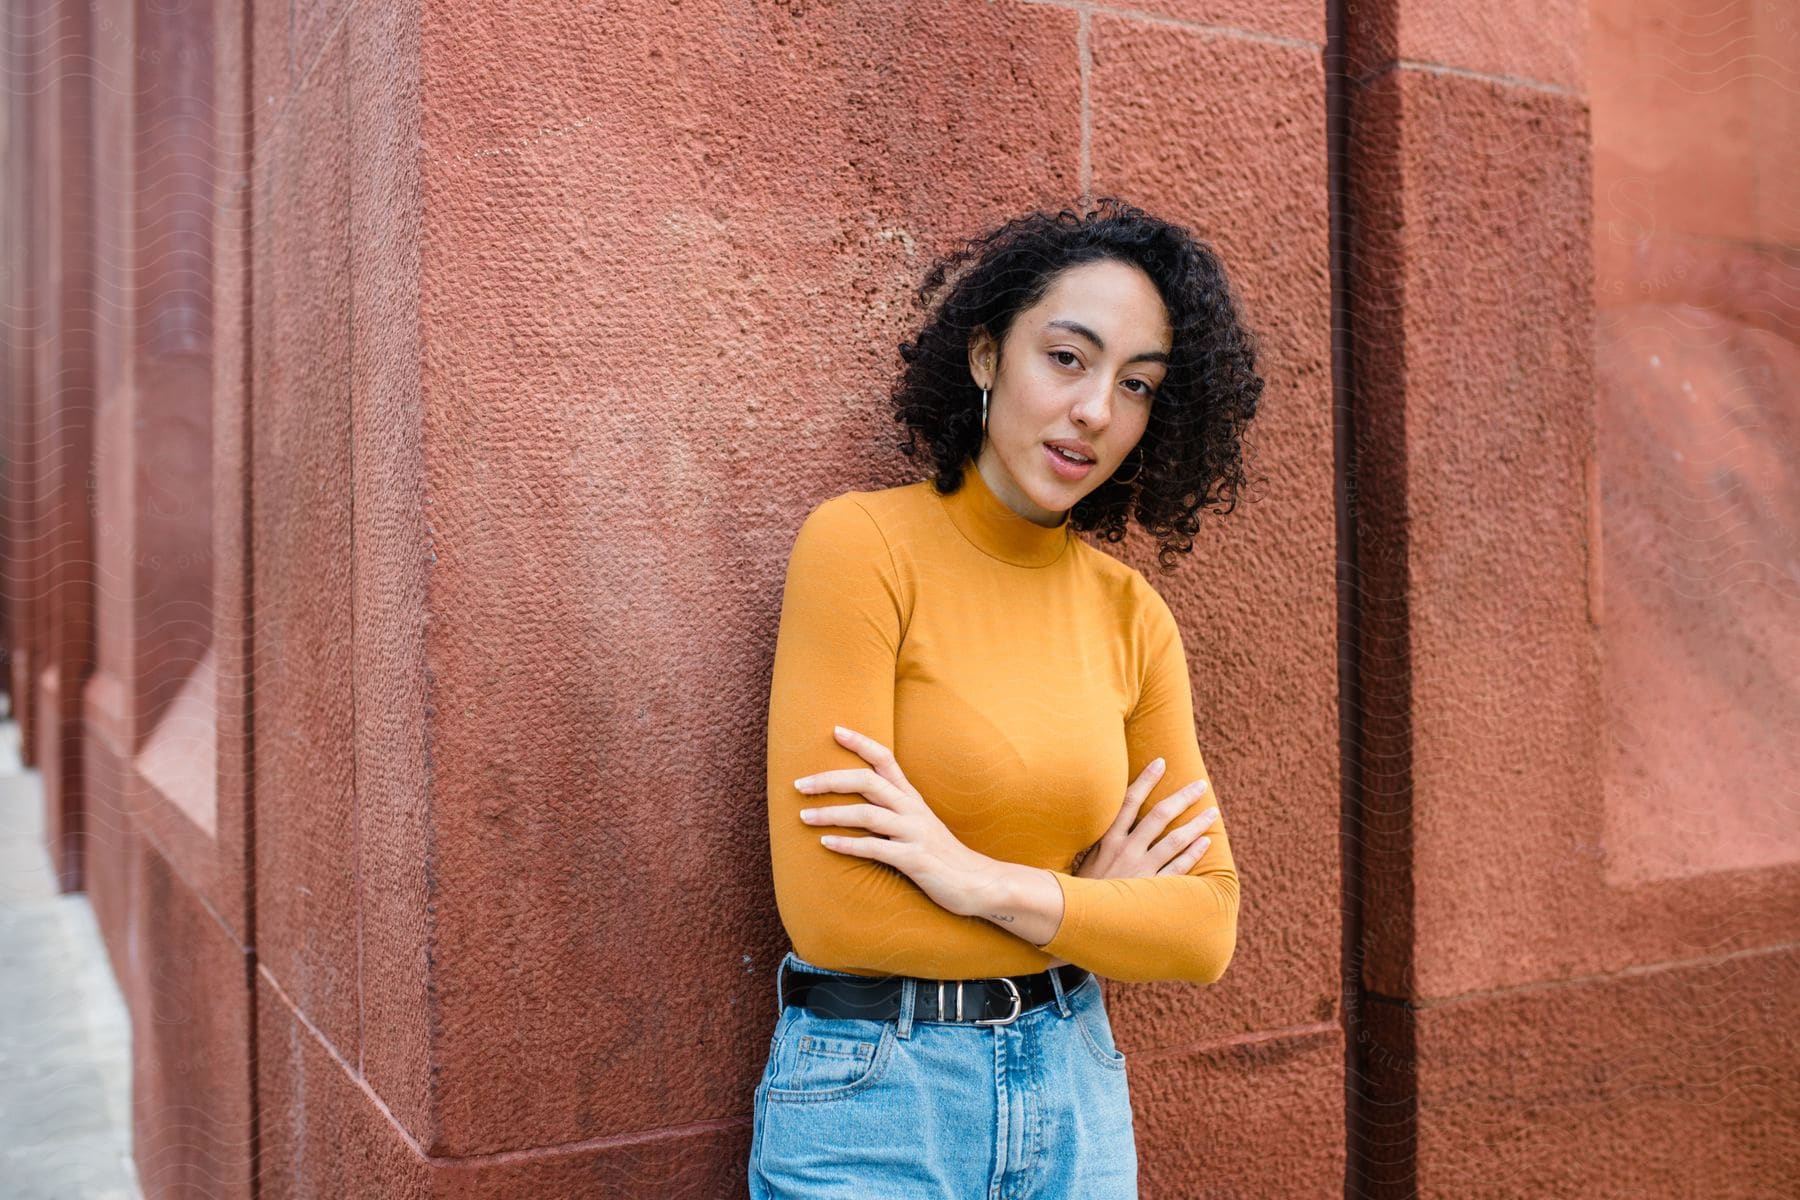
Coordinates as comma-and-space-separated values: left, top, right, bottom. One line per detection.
888, 196, 1265, 574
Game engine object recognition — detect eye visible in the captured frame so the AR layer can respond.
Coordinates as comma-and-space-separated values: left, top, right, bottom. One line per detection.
1052, 350, 1157, 399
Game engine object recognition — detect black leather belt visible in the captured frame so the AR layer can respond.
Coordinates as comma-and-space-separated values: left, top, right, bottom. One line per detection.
780, 960, 1091, 1027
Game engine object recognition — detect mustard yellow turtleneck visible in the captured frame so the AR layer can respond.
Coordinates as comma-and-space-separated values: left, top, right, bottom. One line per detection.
764, 456, 1239, 985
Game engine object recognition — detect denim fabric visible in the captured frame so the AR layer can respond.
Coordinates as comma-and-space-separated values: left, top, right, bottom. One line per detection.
749, 950, 1138, 1199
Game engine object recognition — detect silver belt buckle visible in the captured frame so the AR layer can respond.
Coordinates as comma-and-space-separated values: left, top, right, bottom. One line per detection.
933, 976, 1024, 1025
944, 975, 1021, 1026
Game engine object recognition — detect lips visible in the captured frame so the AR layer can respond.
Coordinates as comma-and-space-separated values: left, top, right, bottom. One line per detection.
1043, 442, 1095, 479
1044, 438, 1096, 462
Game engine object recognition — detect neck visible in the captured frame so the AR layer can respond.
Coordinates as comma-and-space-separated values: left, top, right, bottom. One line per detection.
975, 445, 1070, 529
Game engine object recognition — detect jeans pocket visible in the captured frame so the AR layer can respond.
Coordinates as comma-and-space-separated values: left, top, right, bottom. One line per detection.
1071, 977, 1128, 1071
764, 1012, 896, 1102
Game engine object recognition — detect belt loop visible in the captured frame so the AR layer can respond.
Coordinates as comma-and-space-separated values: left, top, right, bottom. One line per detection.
896, 975, 916, 1040
1048, 963, 1073, 1017
776, 952, 791, 1014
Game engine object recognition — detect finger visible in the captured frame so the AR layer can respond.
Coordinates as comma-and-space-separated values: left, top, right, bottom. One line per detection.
1109, 758, 1167, 833
1157, 836, 1212, 876
818, 830, 893, 863
1126, 757, 1166, 801
1162, 806, 1220, 843
794, 772, 910, 821
798, 803, 898, 835
833, 725, 898, 774
793, 767, 881, 798
832, 727, 921, 803
1129, 780, 1210, 845
1148, 809, 1217, 865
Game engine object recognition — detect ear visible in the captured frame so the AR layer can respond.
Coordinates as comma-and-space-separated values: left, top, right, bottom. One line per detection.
966, 325, 996, 390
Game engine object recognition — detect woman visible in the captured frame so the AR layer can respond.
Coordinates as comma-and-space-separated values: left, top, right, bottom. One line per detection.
752, 197, 1264, 1198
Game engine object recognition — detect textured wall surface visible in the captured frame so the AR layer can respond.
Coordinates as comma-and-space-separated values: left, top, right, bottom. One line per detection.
1349, 0, 1800, 1195
74, 0, 260, 1196
1085, 8, 1341, 1196
1583, 1, 1800, 1192
238, 0, 1342, 1192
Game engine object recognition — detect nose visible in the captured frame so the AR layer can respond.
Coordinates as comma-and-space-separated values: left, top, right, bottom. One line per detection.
1070, 380, 1115, 431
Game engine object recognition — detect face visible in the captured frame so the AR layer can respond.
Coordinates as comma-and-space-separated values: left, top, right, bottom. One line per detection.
966, 258, 1172, 526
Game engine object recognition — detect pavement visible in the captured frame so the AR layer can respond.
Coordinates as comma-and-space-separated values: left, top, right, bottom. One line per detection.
0, 707, 142, 1200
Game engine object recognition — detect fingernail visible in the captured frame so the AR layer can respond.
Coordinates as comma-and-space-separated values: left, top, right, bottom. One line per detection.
1150, 757, 1165, 773
799, 809, 816, 820
834, 725, 850, 737
794, 777, 812, 790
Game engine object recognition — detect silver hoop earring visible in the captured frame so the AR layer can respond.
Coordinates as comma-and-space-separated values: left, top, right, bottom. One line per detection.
980, 387, 989, 433
1112, 452, 1144, 485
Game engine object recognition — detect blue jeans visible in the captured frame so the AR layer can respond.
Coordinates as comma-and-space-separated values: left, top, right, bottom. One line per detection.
749, 950, 1138, 1198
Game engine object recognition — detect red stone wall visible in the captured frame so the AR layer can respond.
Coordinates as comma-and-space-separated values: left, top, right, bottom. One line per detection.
1346, 0, 1800, 1195
1586, 1, 1799, 1189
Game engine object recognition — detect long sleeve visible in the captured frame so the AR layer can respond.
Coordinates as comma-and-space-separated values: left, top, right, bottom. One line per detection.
1033, 582, 1242, 984
765, 495, 1060, 977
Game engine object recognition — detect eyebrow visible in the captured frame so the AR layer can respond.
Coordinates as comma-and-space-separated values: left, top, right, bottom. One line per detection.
1043, 318, 1170, 366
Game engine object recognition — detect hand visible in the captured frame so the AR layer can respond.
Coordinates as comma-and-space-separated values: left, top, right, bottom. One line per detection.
1041, 757, 1220, 970
794, 726, 1004, 919
1074, 757, 1217, 881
